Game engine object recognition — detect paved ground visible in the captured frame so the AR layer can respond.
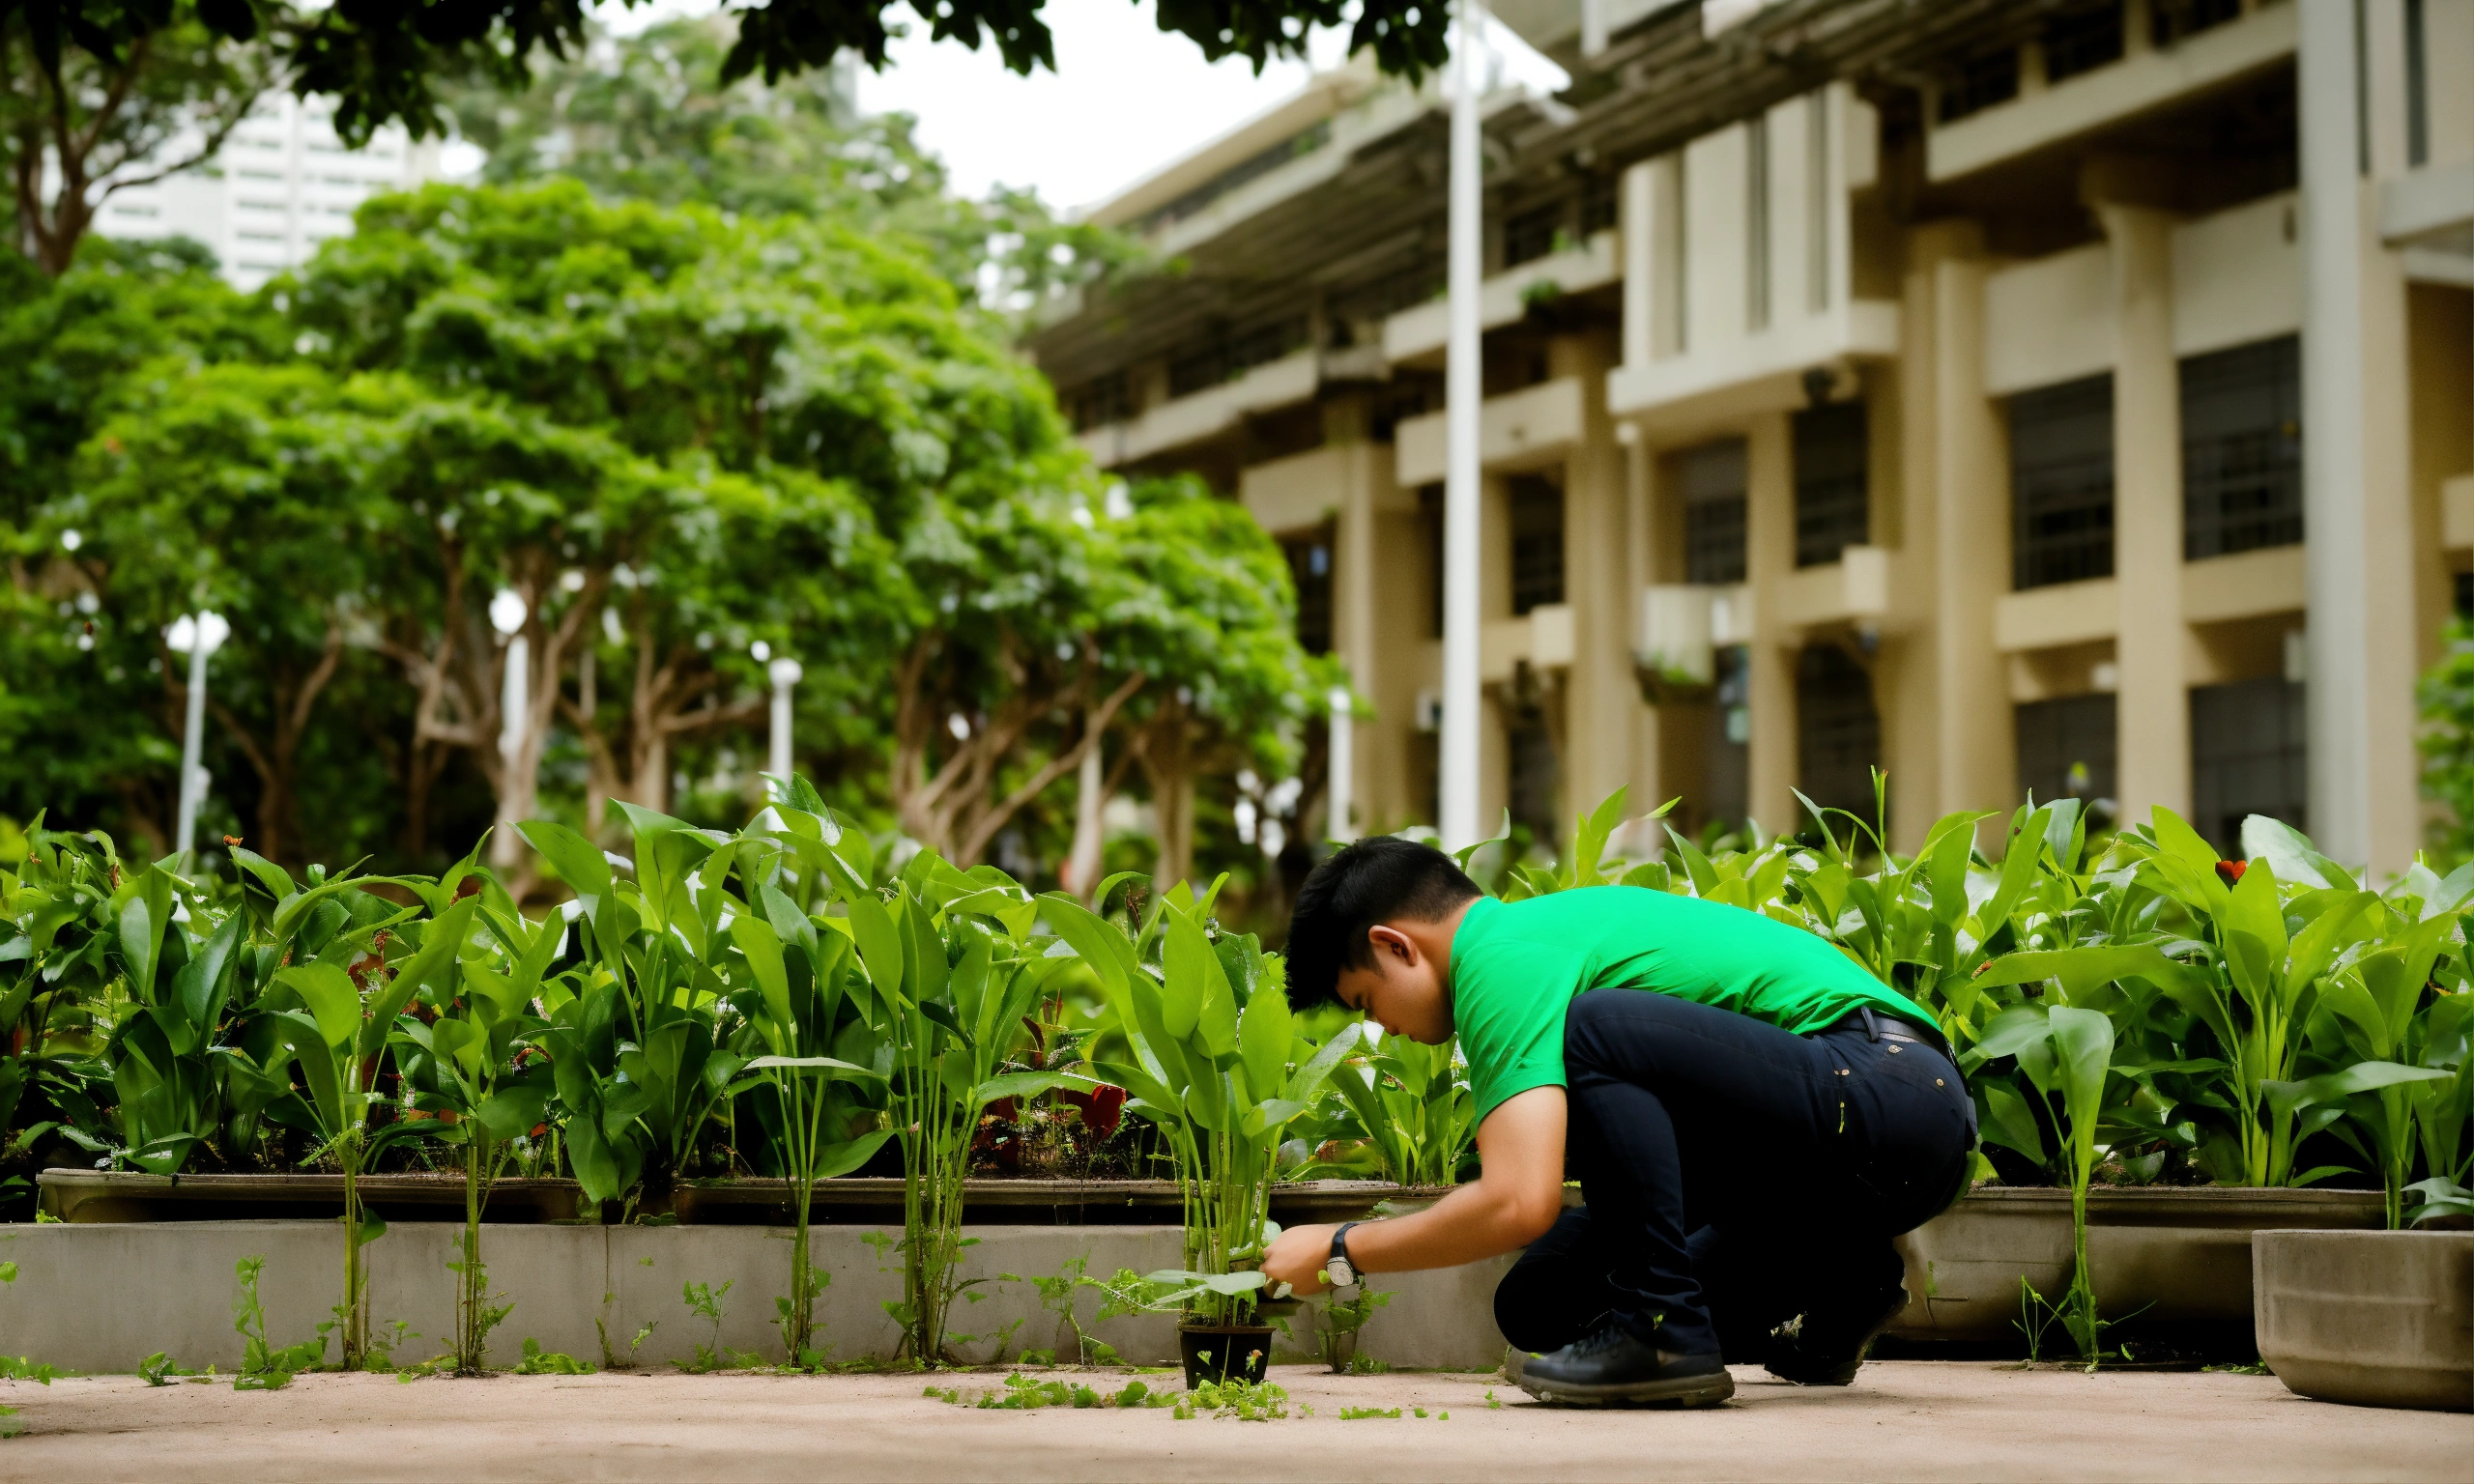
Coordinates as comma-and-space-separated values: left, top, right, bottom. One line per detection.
1, 1361, 2465, 1482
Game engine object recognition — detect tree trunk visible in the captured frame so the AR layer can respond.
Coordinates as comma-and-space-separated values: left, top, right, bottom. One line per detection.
1138, 699, 1196, 892
1060, 734, 1107, 901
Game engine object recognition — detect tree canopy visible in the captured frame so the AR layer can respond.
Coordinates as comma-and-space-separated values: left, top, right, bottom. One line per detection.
7, 0, 1449, 146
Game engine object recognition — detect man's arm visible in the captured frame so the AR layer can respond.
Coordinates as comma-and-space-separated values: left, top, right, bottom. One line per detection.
1260, 1085, 1567, 1293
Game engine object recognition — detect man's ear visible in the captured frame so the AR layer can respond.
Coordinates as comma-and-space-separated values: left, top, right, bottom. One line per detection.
1366, 924, 1416, 965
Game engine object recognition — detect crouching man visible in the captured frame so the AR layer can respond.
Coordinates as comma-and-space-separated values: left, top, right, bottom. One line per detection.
1260, 837, 1976, 1407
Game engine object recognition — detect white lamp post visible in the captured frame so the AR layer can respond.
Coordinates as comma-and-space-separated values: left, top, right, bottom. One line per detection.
490, 587, 529, 766
1440, 0, 1488, 850
767, 656, 804, 780
165, 611, 231, 864
1326, 685, 1356, 843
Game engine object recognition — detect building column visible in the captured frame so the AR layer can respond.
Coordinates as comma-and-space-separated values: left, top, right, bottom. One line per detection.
1746, 411, 1800, 831
1327, 401, 1421, 836
2299, 1, 2421, 872
2095, 195, 2190, 827
1553, 330, 1634, 822
1923, 223, 2016, 842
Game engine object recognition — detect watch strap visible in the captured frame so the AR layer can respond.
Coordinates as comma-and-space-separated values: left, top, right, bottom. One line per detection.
1328, 1221, 1363, 1285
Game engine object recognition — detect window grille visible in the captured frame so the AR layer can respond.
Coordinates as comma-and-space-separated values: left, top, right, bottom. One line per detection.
1939, 48, 2019, 123
1507, 717, 1561, 850
1676, 440, 1748, 585
1792, 400, 1868, 568
1796, 645, 1879, 826
1701, 644, 1751, 833
2183, 335, 2302, 560
1066, 372, 1130, 432
1503, 203, 1567, 269
2010, 375, 2114, 589
1580, 178, 1619, 237
2191, 677, 2307, 856
1280, 528, 1334, 656
1510, 476, 1566, 614
2042, 2, 2125, 83
2151, 0, 2239, 46
2015, 694, 2118, 813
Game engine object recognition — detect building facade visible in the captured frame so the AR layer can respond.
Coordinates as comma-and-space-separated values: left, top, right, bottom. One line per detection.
1031, 0, 2471, 872
96, 94, 442, 291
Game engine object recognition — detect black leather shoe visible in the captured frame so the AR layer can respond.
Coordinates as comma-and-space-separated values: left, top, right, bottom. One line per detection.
1515, 1322, 1734, 1408
1765, 1278, 1909, 1385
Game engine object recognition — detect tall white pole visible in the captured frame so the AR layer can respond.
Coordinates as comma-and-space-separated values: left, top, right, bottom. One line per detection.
767, 657, 804, 779
169, 612, 226, 863
1440, 0, 1488, 851
1326, 685, 1356, 842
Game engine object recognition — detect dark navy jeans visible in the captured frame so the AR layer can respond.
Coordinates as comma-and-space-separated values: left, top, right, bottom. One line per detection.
1494, 988, 1977, 1358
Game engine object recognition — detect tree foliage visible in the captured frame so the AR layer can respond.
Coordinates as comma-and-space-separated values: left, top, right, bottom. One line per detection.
5, 0, 1449, 152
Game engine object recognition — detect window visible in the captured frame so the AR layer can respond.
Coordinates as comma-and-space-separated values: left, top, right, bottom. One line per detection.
1580, 177, 1618, 237
1166, 344, 1226, 398
1509, 476, 1566, 614
2015, 694, 2117, 813
1797, 644, 1880, 826
1281, 527, 1335, 656
2406, 0, 2430, 167
1746, 114, 1770, 332
2183, 336, 2303, 559
1503, 203, 1566, 269
2191, 677, 2307, 856
2010, 375, 2114, 589
1792, 400, 1868, 568
1676, 439, 1748, 585
2151, 0, 2239, 46
1939, 48, 2019, 123
2042, 3, 2125, 84
1507, 716, 1560, 850
1805, 94, 1830, 313
1225, 316, 1309, 375
1702, 644, 1751, 833
1066, 373, 1130, 432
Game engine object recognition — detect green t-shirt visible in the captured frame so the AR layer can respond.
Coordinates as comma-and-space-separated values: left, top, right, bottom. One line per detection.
1450, 886, 1932, 1127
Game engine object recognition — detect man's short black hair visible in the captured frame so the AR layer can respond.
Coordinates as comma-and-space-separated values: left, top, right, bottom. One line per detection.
1283, 836, 1482, 1011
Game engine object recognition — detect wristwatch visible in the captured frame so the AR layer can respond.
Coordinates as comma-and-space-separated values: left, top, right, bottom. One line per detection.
1325, 1221, 1364, 1288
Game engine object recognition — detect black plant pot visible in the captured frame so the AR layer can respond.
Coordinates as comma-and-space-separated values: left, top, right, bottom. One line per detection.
1180, 1324, 1274, 1388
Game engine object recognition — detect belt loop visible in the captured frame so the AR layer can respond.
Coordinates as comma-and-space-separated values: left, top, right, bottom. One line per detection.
1859, 1007, 1880, 1042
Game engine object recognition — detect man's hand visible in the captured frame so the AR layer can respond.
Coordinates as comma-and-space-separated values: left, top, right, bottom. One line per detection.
1250, 1089, 1570, 1293
1262, 1221, 1337, 1295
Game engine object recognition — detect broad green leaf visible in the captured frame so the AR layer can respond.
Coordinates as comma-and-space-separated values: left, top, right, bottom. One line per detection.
972, 1069, 1097, 1106
276, 963, 361, 1051
1236, 969, 1292, 1104
731, 913, 794, 1033
520, 820, 617, 953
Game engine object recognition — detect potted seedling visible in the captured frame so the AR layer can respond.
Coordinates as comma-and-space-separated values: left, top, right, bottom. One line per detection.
1043, 887, 1348, 1386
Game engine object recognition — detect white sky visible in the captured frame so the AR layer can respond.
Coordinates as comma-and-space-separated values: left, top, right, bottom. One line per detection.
599, 0, 1565, 216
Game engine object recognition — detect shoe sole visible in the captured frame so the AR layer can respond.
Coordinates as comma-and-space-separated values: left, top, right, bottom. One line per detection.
1515, 1368, 1736, 1409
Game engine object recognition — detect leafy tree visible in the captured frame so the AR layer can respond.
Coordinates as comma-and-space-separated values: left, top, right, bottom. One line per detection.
5, 0, 1449, 149
1096, 477, 1316, 888
0, 237, 283, 850
2419, 614, 2474, 867
444, 16, 1143, 317
3, 0, 278, 272
64, 363, 398, 863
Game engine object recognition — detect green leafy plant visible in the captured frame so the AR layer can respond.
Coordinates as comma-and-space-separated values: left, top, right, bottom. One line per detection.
231, 1255, 324, 1390
511, 1339, 593, 1375
674, 1278, 734, 1375
1043, 888, 1348, 1333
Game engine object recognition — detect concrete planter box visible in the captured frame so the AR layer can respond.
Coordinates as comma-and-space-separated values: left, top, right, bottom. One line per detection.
2254, 1229, 2473, 1412
38, 1171, 1434, 1229
0, 1220, 1514, 1377
1888, 1186, 2385, 1344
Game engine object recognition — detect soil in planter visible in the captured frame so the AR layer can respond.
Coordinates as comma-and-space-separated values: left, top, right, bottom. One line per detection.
1180, 1326, 1274, 1388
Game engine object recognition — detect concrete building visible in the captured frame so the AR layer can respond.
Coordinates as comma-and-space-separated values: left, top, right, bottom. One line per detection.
95, 94, 442, 291
1026, 0, 2473, 874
